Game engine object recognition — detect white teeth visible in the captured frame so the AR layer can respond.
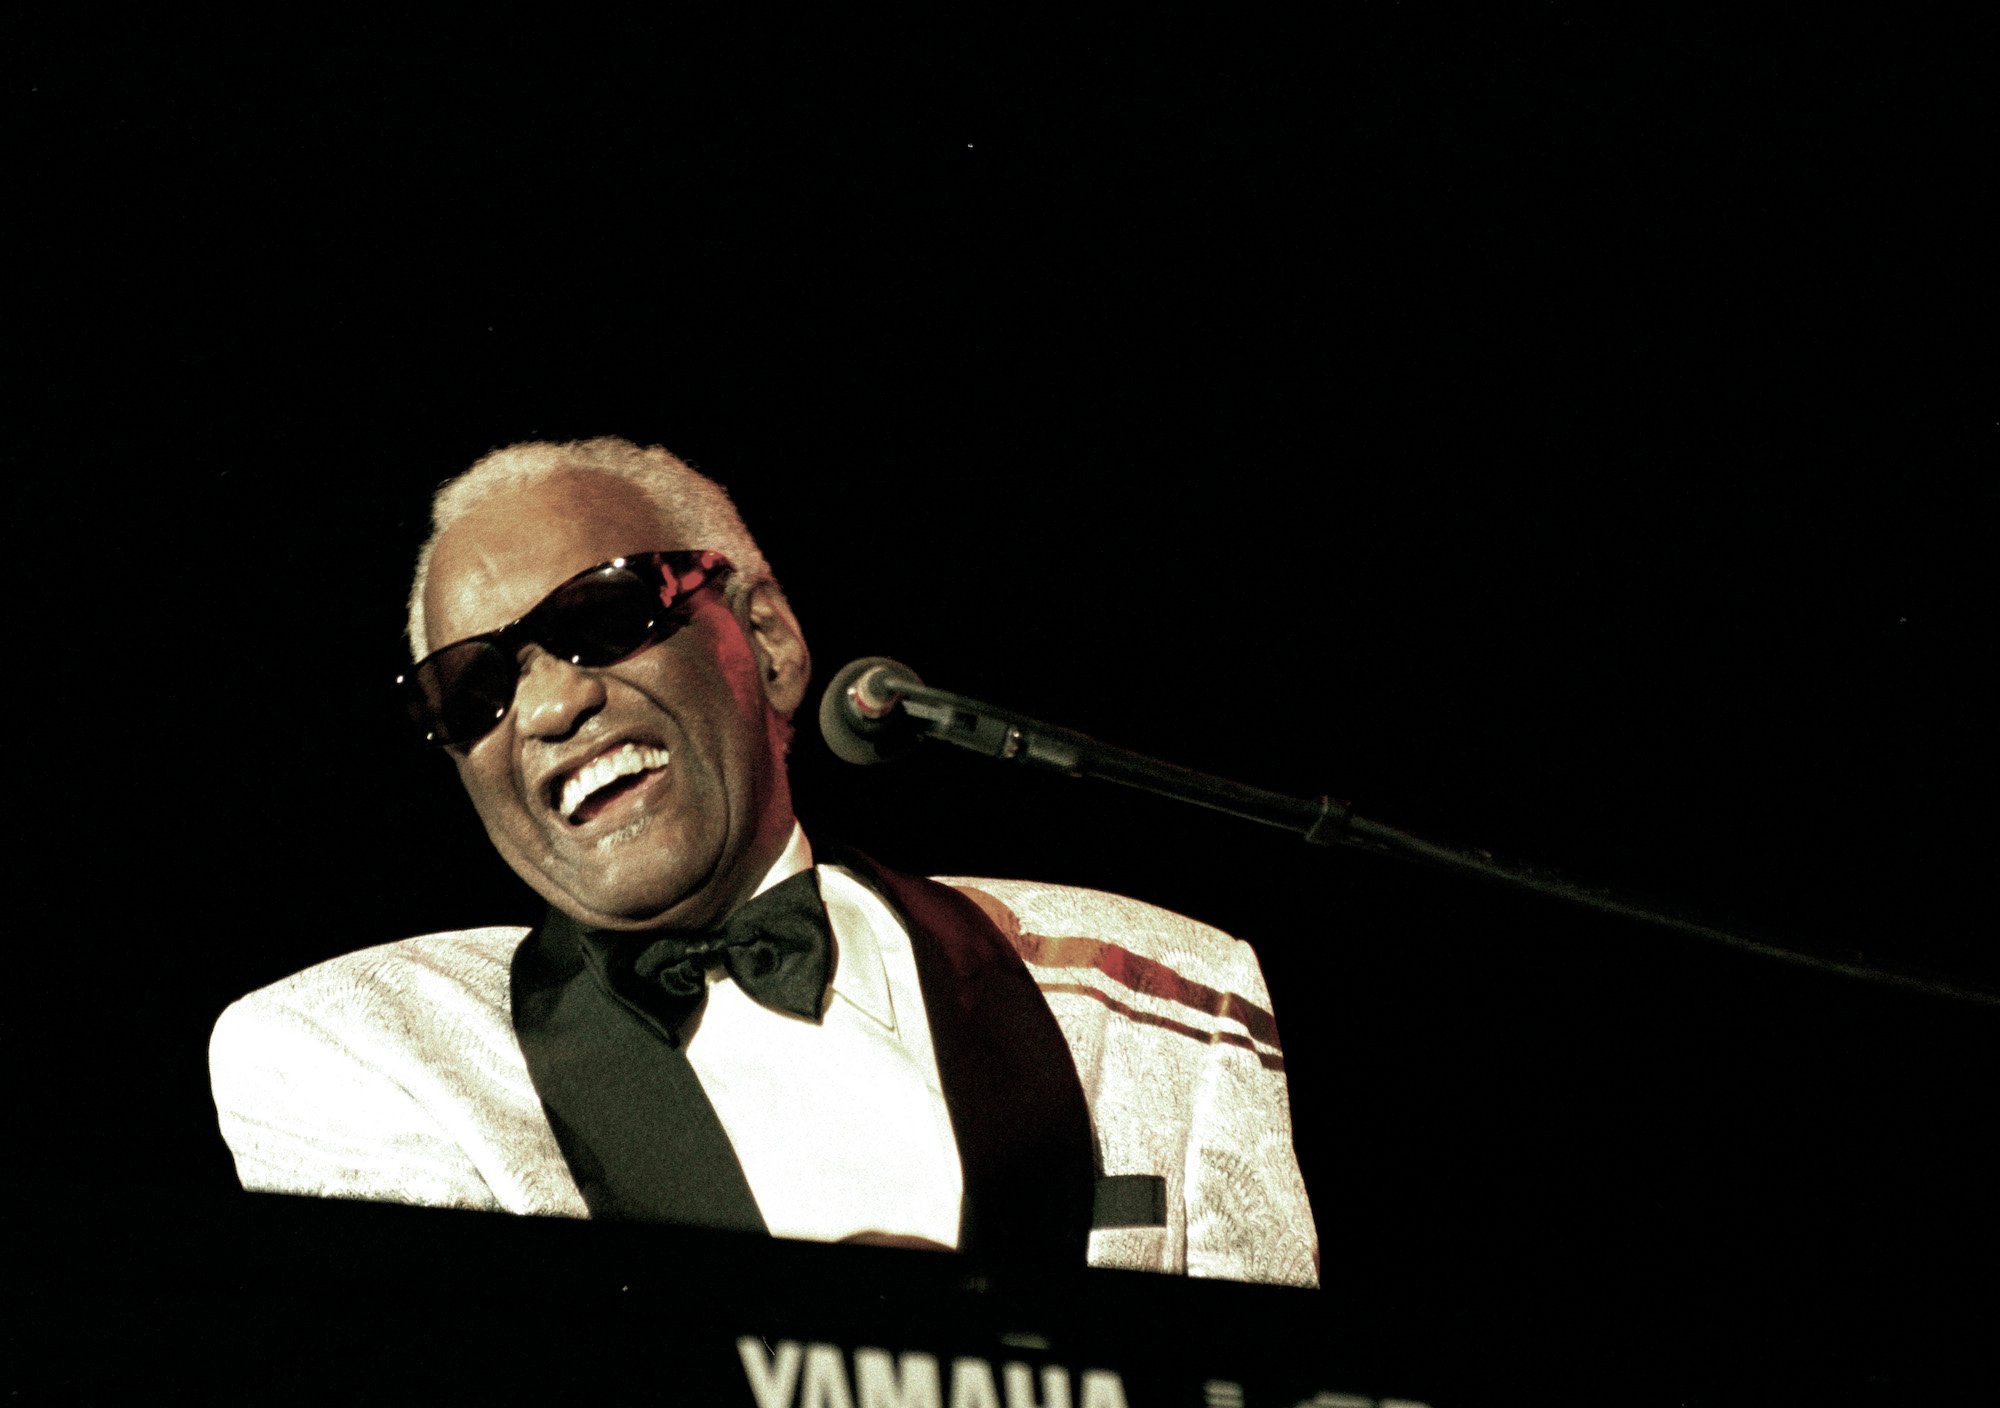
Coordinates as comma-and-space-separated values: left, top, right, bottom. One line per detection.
558, 743, 671, 821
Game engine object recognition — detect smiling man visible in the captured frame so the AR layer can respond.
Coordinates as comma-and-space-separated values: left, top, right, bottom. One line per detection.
417, 467, 802, 935
210, 436, 1318, 1285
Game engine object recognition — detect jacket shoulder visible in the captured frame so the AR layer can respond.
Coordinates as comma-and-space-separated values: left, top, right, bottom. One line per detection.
208, 925, 574, 1215
934, 877, 1267, 999
218, 926, 531, 1031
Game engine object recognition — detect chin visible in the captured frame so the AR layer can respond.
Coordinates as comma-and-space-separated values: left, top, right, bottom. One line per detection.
554, 844, 736, 930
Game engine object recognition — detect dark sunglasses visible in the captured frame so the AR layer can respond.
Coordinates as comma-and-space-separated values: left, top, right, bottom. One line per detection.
397, 549, 734, 746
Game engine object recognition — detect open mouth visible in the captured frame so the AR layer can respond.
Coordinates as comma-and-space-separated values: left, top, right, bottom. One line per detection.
553, 742, 672, 825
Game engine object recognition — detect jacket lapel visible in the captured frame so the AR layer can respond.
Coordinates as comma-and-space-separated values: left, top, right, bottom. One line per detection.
510, 911, 767, 1234
833, 850, 1097, 1267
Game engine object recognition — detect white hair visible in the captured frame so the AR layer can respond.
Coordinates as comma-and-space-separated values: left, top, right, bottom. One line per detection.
406, 436, 784, 659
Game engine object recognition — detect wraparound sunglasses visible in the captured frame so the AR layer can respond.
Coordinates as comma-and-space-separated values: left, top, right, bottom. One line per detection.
397, 549, 734, 746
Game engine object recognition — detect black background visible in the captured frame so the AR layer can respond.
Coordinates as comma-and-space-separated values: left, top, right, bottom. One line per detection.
13, 9, 1997, 1401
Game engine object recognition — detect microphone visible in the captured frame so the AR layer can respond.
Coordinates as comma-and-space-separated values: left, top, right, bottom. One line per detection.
818, 655, 1095, 773
818, 656, 927, 765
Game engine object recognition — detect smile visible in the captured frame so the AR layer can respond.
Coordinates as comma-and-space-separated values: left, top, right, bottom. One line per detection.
554, 742, 673, 824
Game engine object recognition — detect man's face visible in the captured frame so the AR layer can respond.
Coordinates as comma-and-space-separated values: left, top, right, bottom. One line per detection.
421, 470, 806, 931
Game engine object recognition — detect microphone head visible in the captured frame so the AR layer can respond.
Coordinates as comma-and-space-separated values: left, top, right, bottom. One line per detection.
818, 656, 924, 765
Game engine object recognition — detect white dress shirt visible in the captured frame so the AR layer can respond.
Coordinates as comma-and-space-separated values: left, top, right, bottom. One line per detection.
681, 826, 965, 1247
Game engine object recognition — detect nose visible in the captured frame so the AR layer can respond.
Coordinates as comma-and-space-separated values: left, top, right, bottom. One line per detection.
512, 646, 609, 739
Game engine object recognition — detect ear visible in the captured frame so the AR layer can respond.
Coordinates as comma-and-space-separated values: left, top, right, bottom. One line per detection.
742, 579, 811, 718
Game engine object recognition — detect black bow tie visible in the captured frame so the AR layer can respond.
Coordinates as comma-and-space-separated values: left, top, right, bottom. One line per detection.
624, 869, 833, 1032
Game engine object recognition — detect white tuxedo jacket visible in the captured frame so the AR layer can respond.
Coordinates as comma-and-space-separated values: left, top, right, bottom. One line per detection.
211, 868, 1318, 1287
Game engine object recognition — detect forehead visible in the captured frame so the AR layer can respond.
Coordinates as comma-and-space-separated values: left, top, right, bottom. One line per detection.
424, 470, 680, 646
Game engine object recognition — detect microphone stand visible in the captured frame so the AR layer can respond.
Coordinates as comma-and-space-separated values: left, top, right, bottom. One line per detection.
847, 665, 1999, 1009
878, 670, 1354, 842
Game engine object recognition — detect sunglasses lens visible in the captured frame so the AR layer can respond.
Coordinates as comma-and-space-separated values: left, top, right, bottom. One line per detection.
403, 643, 515, 745
400, 554, 727, 746
539, 569, 667, 666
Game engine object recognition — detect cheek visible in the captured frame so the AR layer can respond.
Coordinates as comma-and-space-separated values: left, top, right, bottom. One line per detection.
709, 623, 765, 700
673, 622, 771, 756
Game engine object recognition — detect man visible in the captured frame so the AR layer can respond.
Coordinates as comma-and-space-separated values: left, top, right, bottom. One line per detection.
211, 437, 1318, 1286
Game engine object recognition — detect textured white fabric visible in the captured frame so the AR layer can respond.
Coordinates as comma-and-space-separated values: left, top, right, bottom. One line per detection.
686, 830, 963, 1247
211, 875, 1318, 1287
943, 879, 1314, 1285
